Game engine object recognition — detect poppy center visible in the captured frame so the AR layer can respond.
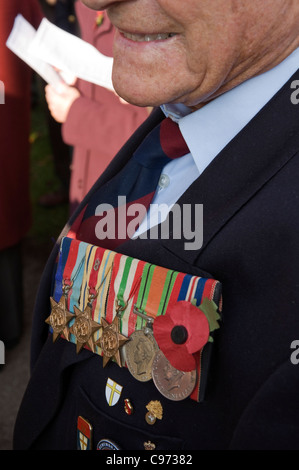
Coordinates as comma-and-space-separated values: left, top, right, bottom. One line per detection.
171, 325, 188, 345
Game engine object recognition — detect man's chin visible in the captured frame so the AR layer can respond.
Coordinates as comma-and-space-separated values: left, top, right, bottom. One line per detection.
113, 83, 160, 108
112, 78, 182, 110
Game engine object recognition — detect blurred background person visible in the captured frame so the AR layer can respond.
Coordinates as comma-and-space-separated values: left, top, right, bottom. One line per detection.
55, 0, 78, 33
45, 0, 150, 215
38, 0, 79, 207
0, 0, 43, 349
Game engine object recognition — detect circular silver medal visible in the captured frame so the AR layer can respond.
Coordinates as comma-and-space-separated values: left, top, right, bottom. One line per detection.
152, 350, 197, 401
124, 329, 159, 382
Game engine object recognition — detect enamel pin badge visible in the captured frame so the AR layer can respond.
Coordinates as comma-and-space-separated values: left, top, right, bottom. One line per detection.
77, 416, 92, 450
105, 378, 123, 406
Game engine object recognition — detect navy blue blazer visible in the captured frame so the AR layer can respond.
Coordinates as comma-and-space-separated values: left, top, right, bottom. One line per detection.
13, 69, 299, 450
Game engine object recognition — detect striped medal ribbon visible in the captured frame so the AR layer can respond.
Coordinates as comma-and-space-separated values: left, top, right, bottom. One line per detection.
98, 254, 144, 367
46, 238, 85, 342
178, 274, 221, 402
134, 263, 183, 326
69, 244, 113, 353
123, 263, 182, 383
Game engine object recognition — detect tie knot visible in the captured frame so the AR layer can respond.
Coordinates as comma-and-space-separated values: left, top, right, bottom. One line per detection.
133, 117, 190, 169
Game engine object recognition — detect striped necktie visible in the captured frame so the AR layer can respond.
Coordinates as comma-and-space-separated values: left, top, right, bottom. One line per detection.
76, 117, 189, 249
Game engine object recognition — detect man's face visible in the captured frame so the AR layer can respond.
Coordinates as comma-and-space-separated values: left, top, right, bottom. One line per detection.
82, 0, 298, 108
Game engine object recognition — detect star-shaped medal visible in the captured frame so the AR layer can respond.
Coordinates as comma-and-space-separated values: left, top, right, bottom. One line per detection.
45, 295, 75, 343
96, 316, 129, 368
69, 304, 101, 354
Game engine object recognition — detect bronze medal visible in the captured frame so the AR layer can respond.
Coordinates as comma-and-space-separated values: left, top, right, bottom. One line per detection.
46, 295, 75, 342
124, 329, 159, 382
70, 304, 101, 354
96, 316, 129, 367
152, 350, 197, 401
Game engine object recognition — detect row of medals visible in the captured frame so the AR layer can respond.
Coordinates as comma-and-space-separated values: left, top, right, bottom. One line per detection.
47, 290, 197, 402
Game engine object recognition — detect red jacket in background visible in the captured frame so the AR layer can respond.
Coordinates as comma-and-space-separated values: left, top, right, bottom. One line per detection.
0, 0, 43, 250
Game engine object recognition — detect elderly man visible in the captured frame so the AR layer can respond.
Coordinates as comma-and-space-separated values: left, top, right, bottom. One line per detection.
14, 0, 299, 450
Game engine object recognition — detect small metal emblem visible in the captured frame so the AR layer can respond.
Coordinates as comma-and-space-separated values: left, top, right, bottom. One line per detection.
124, 398, 134, 415
144, 441, 156, 450
145, 400, 163, 425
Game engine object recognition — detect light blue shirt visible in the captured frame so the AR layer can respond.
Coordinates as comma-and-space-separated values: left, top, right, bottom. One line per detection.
134, 47, 299, 236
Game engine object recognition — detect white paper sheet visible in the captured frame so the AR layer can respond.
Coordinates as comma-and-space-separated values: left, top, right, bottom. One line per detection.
28, 18, 114, 91
6, 14, 62, 88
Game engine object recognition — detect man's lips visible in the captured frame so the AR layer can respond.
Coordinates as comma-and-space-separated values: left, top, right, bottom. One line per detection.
119, 30, 177, 42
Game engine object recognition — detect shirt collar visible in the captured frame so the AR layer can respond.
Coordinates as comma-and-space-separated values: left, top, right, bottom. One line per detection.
161, 46, 299, 175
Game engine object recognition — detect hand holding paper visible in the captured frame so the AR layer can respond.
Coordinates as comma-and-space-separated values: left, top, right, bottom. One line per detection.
45, 83, 81, 123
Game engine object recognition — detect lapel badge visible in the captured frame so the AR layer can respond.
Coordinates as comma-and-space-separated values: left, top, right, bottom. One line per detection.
144, 441, 156, 450
145, 400, 163, 425
105, 378, 123, 406
95, 11, 104, 28
124, 398, 134, 415
77, 416, 92, 450
97, 439, 121, 450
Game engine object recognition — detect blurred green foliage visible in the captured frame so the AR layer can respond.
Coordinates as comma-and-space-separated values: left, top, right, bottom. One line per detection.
28, 78, 68, 246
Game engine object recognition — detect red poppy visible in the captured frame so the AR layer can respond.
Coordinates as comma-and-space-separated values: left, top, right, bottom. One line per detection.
153, 301, 210, 372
